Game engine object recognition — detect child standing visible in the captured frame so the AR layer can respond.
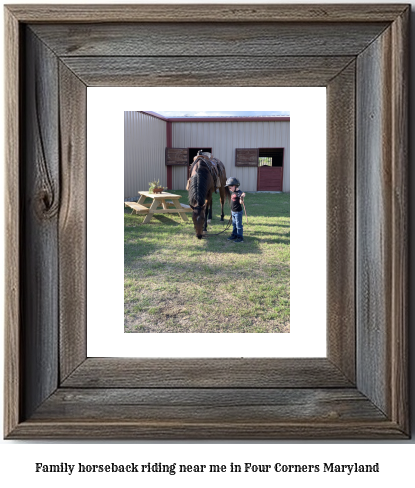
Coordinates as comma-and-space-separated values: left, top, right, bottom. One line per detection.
225, 177, 246, 243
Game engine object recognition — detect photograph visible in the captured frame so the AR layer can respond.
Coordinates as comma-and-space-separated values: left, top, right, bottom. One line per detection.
124, 111, 290, 333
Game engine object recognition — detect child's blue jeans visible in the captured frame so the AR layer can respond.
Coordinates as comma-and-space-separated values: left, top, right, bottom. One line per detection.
231, 210, 243, 238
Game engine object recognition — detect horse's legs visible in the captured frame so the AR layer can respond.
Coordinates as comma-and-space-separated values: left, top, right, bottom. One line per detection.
219, 188, 225, 221
206, 184, 213, 225
207, 201, 212, 223
204, 203, 209, 231
204, 195, 214, 230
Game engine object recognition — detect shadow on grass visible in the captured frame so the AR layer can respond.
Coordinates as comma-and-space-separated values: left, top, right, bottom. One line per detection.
124, 191, 290, 265
124, 225, 265, 267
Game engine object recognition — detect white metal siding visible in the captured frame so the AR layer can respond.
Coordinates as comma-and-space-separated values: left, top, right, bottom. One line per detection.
124, 111, 167, 198
172, 121, 290, 192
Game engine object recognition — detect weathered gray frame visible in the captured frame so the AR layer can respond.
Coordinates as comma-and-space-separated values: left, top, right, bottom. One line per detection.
4, 4, 409, 439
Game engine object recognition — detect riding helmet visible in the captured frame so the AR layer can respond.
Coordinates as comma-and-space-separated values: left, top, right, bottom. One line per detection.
225, 177, 240, 187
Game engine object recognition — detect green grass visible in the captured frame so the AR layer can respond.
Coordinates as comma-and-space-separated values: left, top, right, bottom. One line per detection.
124, 190, 290, 333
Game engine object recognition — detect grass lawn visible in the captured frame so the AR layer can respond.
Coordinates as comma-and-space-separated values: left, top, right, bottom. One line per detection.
124, 190, 290, 333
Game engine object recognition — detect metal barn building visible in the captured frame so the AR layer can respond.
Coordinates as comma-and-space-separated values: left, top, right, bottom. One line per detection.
124, 111, 290, 198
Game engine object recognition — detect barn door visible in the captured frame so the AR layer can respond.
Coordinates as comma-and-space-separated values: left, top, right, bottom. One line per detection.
257, 148, 284, 191
258, 166, 283, 191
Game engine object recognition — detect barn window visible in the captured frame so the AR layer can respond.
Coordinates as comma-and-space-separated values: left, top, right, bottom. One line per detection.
165, 148, 189, 165
236, 148, 284, 167
259, 148, 284, 167
235, 148, 259, 167
259, 157, 272, 166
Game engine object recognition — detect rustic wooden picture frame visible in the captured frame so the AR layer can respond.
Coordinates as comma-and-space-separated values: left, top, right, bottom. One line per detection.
4, 4, 409, 439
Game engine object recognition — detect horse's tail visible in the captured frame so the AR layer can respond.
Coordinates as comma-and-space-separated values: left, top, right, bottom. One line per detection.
218, 161, 231, 203
223, 184, 231, 203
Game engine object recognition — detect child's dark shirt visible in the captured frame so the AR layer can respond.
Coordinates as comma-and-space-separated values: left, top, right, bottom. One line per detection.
230, 189, 243, 212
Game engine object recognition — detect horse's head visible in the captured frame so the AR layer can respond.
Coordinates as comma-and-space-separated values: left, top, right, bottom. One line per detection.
189, 204, 206, 239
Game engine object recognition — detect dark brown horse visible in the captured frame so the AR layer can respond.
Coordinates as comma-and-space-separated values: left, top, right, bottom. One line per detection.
187, 156, 230, 239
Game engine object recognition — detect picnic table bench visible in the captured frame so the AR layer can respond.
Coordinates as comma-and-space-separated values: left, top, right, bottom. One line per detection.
125, 191, 192, 224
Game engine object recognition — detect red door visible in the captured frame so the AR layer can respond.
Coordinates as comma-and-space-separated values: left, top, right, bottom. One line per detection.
257, 166, 283, 191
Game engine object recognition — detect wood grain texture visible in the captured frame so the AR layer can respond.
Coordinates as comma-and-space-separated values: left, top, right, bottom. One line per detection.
326, 61, 356, 383
32, 389, 386, 423
357, 31, 390, 415
21, 28, 60, 420
4, 6, 21, 438
58, 62, 87, 381
165, 148, 188, 166
357, 20, 407, 415
7, 421, 407, 441
389, 8, 409, 432
6, 4, 409, 23
4, 4, 410, 440
356, 9, 408, 427
235, 148, 259, 167
62, 358, 353, 388
60, 56, 355, 87
30, 22, 388, 57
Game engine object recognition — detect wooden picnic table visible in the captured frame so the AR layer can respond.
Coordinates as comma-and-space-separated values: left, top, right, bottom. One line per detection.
125, 191, 192, 224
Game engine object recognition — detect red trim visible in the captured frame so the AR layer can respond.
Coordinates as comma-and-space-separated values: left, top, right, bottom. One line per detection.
257, 165, 259, 192
166, 122, 173, 189
166, 121, 172, 147
139, 111, 169, 122
139, 111, 290, 123
139, 111, 289, 123
281, 148, 285, 191
258, 147, 285, 152
166, 116, 290, 123
166, 165, 172, 190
